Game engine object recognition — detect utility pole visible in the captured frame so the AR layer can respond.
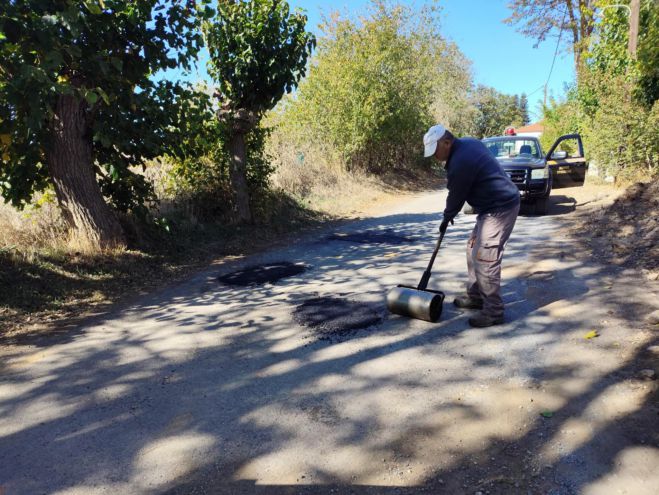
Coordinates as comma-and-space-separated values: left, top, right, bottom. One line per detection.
629, 0, 640, 58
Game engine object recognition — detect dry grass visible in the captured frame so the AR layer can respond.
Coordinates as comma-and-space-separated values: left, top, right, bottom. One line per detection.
0, 180, 327, 342
0, 193, 69, 257
268, 129, 441, 218
0, 211, 325, 343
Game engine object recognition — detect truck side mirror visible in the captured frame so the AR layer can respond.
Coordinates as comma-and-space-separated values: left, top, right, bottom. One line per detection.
551, 150, 568, 160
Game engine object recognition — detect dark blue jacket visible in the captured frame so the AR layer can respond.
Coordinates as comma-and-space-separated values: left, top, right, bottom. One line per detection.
443, 137, 520, 221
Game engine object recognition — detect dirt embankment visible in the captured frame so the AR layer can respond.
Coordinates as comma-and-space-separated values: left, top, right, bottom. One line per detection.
579, 180, 659, 281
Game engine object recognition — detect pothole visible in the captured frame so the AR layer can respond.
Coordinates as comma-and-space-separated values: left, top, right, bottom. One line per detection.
293, 296, 383, 340
327, 230, 412, 245
218, 262, 308, 286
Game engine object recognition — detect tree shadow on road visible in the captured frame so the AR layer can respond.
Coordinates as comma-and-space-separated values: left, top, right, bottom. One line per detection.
1, 207, 657, 494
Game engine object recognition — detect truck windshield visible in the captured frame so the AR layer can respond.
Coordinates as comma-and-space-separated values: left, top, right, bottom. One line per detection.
483, 138, 541, 159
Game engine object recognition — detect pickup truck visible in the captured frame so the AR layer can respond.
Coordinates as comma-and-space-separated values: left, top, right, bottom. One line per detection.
480, 132, 588, 214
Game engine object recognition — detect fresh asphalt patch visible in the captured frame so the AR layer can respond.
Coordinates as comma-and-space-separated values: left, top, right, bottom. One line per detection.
327, 230, 413, 245
292, 296, 383, 341
217, 262, 308, 286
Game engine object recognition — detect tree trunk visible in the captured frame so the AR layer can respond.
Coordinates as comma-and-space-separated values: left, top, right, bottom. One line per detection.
565, 0, 581, 73
46, 94, 126, 250
228, 130, 252, 223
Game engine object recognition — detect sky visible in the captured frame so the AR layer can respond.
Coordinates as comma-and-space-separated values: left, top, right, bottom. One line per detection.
179, 0, 577, 123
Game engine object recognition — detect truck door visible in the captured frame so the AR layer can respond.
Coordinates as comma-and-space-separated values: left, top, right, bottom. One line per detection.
546, 134, 588, 188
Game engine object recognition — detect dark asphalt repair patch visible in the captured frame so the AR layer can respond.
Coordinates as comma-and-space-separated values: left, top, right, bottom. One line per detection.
217, 262, 307, 286
327, 230, 412, 245
293, 297, 383, 339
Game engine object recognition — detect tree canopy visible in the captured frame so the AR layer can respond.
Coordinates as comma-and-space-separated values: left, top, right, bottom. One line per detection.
280, 1, 472, 171
470, 86, 528, 138
203, 0, 315, 222
0, 0, 211, 247
505, 0, 596, 72
204, 0, 316, 116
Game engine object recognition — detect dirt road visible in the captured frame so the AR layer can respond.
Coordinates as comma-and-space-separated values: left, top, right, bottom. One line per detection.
1, 185, 657, 494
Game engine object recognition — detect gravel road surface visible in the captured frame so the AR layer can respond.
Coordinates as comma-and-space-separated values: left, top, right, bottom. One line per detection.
1, 188, 657, 495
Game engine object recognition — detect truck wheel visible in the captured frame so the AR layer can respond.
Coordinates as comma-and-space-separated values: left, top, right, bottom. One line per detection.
542, 181, 552, 199
534, 197, 549, 215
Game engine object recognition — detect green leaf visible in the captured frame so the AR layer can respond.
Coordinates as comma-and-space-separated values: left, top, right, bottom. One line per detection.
540, 411, 554, 418
109, 164, 119, 180
84, 1, 103, 15
84, 90, 99, 106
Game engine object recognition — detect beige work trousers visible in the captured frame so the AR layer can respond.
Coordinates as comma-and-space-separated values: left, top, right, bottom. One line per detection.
466, 203, 520, 318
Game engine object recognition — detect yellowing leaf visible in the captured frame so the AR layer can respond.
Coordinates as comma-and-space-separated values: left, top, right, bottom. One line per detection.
584, 330, 599, 339
84, 1, 103, 15
0, 134, 10, 146
2, 152, 9, 162
57, 75, 69, 84
96, 87, 110, 105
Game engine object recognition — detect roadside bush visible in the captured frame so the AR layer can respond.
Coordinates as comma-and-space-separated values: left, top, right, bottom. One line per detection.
541, 77, 658, 181
279, 0, 472, 172
564, 0, 659, 181
540, 89, 582, 152
583, 81, 659, 181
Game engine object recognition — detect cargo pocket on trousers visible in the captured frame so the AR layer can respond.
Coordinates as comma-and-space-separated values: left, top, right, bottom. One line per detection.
477, 243, 500, 262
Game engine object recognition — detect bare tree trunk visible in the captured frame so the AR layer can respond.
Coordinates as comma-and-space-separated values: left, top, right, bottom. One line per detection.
46, 94, 126, 250
629, 0, 640, 58
565, 0, 581, 72
228, 130, 252, 223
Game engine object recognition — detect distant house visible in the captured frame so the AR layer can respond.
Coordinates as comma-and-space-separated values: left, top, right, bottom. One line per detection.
515, 122, 544, 138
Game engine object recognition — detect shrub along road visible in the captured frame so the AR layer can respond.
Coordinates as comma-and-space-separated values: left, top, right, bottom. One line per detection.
1, 185, 657, 494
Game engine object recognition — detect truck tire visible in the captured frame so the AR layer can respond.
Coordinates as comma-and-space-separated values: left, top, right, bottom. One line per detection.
542, 178, 552, 198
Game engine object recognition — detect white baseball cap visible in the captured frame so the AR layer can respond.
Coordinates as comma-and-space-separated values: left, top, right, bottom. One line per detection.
423, 124, 447, 157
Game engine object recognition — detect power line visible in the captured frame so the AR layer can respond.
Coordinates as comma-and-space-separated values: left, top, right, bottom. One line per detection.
526, 83, 547, 98
544, 11, 567, 107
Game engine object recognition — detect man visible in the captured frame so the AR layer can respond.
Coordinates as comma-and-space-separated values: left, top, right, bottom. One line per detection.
423, 124, 520, 328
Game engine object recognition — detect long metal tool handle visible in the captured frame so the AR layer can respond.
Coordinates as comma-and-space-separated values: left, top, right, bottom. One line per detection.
416, 229, 446, 290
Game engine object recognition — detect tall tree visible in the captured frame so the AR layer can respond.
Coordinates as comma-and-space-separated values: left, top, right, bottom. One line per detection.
471, 85, 524, 138
203, 0, 315, 223
0, 0, 211, 249
505, 0, 596, 73
519, 93, 530, 125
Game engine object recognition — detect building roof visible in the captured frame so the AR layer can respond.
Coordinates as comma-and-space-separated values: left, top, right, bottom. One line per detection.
516, 122, 544, 133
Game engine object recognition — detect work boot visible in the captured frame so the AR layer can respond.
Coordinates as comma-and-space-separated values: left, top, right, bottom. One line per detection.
468, 313, 504, 328
454, 296, 484, 310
